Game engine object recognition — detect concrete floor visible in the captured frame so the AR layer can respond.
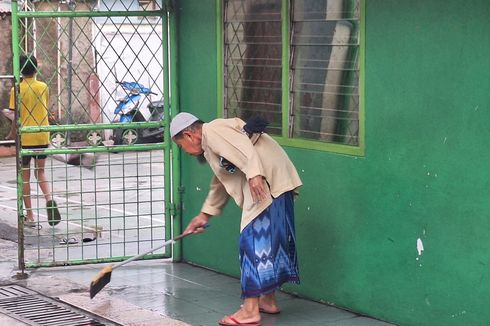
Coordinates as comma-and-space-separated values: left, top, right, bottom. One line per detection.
0, 254, 397, 326
0, 151, 397, 326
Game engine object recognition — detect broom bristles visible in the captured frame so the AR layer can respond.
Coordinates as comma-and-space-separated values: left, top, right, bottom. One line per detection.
90, 265, 113, 299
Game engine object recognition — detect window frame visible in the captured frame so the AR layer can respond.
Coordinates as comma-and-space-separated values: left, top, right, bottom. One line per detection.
217, 0, 365, 156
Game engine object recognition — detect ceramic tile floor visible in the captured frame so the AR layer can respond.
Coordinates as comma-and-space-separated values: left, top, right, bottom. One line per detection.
31, 260, 396, 326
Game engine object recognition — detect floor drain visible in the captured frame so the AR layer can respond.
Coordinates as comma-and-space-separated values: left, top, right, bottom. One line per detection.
0, 285, 119, 325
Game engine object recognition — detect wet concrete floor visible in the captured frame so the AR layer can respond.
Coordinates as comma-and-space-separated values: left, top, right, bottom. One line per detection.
0, 153, 396, 325
0, 251, 397, 325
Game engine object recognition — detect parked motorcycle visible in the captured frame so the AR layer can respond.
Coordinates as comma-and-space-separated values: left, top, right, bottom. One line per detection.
112, 81, 164, 145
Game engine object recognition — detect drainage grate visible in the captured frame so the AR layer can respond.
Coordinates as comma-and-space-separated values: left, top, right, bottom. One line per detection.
0, 285, 119, 326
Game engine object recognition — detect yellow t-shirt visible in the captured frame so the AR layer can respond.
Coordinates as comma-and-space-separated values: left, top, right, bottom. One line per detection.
9, 77, 50, 146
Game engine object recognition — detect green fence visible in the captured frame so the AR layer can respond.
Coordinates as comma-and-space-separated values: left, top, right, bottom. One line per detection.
10, 0, 179, 269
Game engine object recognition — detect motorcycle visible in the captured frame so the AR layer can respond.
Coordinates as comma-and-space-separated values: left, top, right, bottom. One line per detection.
112, 81, 164, 145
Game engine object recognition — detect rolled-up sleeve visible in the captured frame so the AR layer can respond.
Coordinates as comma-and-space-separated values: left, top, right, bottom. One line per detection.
201, 176, 230, 216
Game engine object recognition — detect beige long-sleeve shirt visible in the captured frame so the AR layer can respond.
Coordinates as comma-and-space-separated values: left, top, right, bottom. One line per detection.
200, 118, 302, 231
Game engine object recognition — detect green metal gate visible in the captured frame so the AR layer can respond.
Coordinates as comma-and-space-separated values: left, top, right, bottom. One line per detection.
10, 0, 181, 269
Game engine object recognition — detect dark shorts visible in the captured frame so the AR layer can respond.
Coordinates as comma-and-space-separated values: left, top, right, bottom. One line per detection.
22, 145, 48, 166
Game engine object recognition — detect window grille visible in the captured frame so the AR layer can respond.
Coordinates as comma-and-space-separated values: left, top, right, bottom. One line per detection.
223, 0, 283, 135
223, 0, 361, 149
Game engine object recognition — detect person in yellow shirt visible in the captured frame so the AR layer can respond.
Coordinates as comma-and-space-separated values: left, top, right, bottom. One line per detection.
8, 54, 60, 228
170, 112, 302, 326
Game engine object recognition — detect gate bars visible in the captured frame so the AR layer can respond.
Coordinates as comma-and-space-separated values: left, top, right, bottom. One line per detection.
10, 0, 180, 269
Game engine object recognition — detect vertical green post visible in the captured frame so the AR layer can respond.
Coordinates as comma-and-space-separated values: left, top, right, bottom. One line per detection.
216, 0, 223, 118
162, 5, 172, 254
11, 0, 26, 272
358, 0, 365, 154
168, 0, 182, 261
281, 0, 289, 137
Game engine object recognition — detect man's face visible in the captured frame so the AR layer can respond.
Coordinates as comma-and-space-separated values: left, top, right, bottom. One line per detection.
173, 131, 203, 156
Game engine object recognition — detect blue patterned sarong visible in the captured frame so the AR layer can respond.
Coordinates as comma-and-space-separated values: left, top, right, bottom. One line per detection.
239, 191, 300, 298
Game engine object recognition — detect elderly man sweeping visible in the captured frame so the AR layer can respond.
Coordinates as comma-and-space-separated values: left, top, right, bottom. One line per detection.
170, 112, 302, 326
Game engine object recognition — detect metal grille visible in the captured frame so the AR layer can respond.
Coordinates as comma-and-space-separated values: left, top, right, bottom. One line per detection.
19, 151, 167, 266
223, 0, 361, 145
223, 0, 283, 135
291, 0, 360, 145
10, 0, 171, 268
0, 285, 118, 326
18, 1, 165, 130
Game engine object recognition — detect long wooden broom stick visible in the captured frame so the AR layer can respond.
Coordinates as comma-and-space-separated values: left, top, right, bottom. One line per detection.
89, 228, 204, 299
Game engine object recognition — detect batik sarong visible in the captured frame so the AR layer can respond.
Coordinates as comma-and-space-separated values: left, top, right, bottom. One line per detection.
239, 191, 300, 298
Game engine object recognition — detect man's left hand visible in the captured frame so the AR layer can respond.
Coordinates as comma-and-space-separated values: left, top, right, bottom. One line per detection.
249, 175, 267, 204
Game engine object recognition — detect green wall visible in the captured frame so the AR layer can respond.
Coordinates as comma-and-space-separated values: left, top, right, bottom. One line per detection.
176, 1, 490, 325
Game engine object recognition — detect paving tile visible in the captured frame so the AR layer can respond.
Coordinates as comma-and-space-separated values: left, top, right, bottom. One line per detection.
145, 295, 213, 319
190, 293, 242, 315
133, 318, 188, 326
323, 316, 396, 326
0, 314, 28, 325
164, 263, 233, 283
0, 262, 16, 282
273, 297, 356, 324
35, 267, 98, 282
59, 292, 189, 325
160, 283, 231, 301
260, 313, 317, 326
170, 310, 226, 326
101, 270, 181, 291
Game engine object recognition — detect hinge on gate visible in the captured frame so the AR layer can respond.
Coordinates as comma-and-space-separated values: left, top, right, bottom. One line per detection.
170, 202, 177, 217
165, 0, 174, 13
170, 186, 184, 217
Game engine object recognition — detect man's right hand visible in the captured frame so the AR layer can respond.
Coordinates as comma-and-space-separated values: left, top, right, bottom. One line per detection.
184, 212, 211, 235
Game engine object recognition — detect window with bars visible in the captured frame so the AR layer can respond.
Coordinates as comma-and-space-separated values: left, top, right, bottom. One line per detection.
223, 0, 362, 152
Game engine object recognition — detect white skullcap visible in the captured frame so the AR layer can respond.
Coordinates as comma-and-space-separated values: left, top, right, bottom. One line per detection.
170, 112, 200, 138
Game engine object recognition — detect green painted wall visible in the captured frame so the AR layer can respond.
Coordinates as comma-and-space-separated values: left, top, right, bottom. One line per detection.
176, 1, 490, 325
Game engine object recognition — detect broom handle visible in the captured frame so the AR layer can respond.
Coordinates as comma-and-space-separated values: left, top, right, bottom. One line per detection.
112, 225, 208, 270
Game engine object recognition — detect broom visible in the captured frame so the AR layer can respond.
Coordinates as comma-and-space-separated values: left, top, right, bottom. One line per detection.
89, 227, 207, 299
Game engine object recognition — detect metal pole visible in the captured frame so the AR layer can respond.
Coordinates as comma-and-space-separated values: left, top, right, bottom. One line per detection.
11, 0, 26, 273
66, 0, 76, 145
281, 0, 289, 138
216, 0, 223, 118
168, 0, 182, 262
162, 2, 172, 258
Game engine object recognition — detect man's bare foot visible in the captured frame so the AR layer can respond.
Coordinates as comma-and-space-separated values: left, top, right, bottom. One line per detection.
259, 294, 280, 314
240, 294, 281, 314
221, 299, 261, 325
234, 306, 260, 322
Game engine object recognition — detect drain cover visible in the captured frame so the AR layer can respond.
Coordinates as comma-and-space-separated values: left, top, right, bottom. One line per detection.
0, 285, 119, 325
